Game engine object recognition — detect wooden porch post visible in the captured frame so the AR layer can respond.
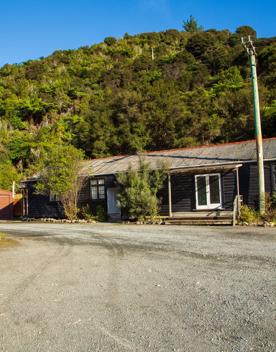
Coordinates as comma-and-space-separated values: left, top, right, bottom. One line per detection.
168, 174, 172, 218
236, 167, 240, 198
236, 167, 241, 216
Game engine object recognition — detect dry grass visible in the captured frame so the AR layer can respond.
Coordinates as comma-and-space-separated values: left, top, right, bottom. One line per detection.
0, 232, 17, 247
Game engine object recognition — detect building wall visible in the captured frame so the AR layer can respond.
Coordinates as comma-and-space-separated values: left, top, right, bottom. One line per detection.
171, 174, 195, 213
158, 180, 169, 216
159, 170, 236, 215
24, 161, 275, 218
78, 175, 115, 215
159, 162, 275, 215
0, 190, 13, 220
27, 182, 64, 218
221, 171, 237, 210
239, 161, 274, 209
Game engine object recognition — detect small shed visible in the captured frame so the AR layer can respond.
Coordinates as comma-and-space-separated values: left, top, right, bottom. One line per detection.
0, 189, 13, 220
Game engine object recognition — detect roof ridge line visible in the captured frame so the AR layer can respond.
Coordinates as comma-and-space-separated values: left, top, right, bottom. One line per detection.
82, 137, 276, 162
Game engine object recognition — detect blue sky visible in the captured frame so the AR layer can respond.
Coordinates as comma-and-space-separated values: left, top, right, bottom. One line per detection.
0, 0, 275, 67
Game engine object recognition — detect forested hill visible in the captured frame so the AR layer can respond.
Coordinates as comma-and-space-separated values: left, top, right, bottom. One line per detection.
0, 23, 275, 187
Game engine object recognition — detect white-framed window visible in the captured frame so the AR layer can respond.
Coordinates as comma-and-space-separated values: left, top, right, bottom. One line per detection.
90, 179, 105, 200
49, 192, 60, 202
195, 173, 222, 210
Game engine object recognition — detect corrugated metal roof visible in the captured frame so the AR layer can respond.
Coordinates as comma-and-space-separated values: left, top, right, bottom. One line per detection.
81, 138, 276, 176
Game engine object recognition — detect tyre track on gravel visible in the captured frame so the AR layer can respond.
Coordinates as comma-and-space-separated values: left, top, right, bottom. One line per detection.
91, 233, 142, 351
0, 242, 72, 313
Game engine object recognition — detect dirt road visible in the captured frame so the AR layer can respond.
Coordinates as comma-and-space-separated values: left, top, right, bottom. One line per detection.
0, 223, 275, 351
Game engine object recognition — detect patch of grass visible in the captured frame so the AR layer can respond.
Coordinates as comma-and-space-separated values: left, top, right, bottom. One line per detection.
0, 232, 17, 247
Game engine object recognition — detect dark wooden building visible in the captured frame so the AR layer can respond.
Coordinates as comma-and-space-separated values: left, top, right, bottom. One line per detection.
22, 138, 276, 222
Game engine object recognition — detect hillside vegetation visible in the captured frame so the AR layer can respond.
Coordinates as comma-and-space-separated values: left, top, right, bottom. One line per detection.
0, 22, 275, 188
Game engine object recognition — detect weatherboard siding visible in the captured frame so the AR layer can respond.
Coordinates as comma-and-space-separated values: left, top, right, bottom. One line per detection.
23, 161, 276, 219
239, 161, 272, 208
78, 178, 91, 204
159, 171, 236, 215
158, 179, 169, 216
221, 171, 236, 210
171, 174, 195, 213
27, 182, 64, 218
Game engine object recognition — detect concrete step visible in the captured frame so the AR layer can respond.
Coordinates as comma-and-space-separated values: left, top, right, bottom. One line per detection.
164, 219, 233, 226
166, 216, 232, 221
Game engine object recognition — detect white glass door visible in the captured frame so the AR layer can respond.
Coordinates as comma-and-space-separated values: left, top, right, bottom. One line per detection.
195, 174, 221, 209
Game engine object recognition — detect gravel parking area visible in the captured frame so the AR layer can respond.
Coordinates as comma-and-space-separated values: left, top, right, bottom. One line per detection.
0, 222, 275, 352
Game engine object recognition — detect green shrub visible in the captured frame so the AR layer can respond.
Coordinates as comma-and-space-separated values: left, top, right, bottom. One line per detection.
262, 192, 276, 223
271, 192, 276, 208
239, 205, 260, 224
79, 204, 96, 221
96, 205, 107, 222
117, 157, 167, 222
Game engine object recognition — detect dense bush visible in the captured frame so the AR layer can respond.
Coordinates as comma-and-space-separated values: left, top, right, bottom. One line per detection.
239, 194, 276, 224
79, 204, 96, 221
239, 205, 260, 224
117, 158, 167, 221
0, 24, 275, 187
96, 205, 107, 222
263, 192, 276, 223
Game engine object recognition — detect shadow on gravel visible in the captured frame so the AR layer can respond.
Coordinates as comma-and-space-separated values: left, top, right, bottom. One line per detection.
16, 233, 275, 268
222, 229, 276, 241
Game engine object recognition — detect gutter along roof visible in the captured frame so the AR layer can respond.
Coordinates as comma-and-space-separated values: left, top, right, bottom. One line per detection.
81, 138, 276, 176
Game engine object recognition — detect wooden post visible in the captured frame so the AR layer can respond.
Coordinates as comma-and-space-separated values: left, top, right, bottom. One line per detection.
168, 174, 172, 218
12, 181, 16, 199
235, 167, 241, 216
236, 167, 240, 197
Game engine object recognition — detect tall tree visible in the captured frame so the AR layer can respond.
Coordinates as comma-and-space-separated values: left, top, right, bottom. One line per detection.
36, 144, 84, 220
183, 15, 203, 32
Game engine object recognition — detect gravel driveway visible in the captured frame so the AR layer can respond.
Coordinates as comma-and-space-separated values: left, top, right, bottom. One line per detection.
0, 222, 275, 352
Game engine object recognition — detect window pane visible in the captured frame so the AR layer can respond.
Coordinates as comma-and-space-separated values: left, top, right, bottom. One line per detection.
209, 175, 220, 204
91, 186, 98, 199
197, 176, 207, 206
91, 180, 97, 185
98, 179, 105, 185
49, 193, 57, 202
99, 186, 105, 199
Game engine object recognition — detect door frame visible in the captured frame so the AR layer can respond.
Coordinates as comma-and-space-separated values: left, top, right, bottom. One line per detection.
195, 173, 222, 210
107, 187, 121, 216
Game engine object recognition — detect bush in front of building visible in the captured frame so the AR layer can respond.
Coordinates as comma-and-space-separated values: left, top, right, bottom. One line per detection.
96, 205, 107, 222
36, 144, 84, 221
239, 205, 260, 225
117, 157, 167, 222
78, 204, 96, 221
239, 193, 276, 225
262, 192, 276, 224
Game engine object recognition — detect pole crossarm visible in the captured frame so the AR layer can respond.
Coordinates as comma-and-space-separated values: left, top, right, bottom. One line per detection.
241, 36, 256, 56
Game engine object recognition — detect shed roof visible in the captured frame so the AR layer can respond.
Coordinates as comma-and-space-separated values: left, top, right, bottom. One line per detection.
81, 138, 276, 176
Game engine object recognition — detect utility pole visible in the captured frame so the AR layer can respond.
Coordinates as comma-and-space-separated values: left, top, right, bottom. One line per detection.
242, 36, 265, 215
151, 47, 155, 61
